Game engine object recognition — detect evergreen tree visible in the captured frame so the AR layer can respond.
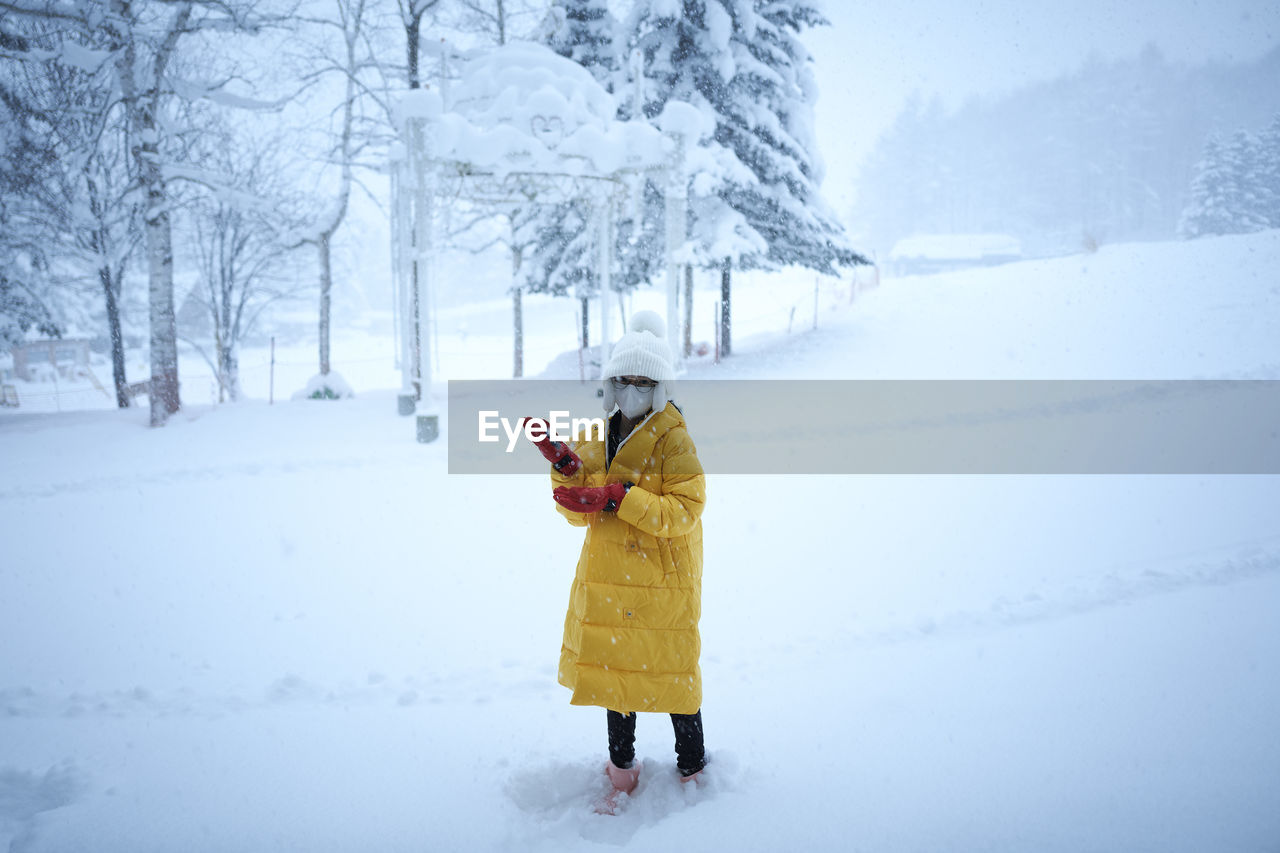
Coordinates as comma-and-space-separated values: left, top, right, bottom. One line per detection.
627, 0, 860, 272
626, 0, 861, 353
629, 0, 762, 268
516, 198, 595, 299
717, 1, 862, 272
1257, 114, 1280, 228
526, 0, 862, 353
1179, 131, 1269, 238
544, 0, 618, 90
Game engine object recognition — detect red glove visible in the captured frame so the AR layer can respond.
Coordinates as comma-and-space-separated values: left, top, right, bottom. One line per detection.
553, 483, 630, 513
521, 417, 581, 476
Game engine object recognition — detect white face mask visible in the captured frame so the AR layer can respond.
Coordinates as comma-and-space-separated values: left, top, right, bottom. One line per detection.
617, 383, 655, 419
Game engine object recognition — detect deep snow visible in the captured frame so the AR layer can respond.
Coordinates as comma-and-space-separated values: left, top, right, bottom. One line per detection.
2, 232, 1279, 851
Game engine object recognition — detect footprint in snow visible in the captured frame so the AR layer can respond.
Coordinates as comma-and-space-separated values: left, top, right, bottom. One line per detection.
503, 752, 738, 846
0, 762, 86, 853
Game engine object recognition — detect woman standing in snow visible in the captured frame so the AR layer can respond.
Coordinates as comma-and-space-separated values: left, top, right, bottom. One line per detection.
527, 310, 707, 812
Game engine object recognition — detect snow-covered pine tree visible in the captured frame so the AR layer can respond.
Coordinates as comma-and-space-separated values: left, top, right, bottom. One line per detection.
515, 199, 596, 300
1179, 136, 1231, 238
1233, 129, 1272, 232
627, 0, 758, 355
545, 0, 618, 91
716, 1, 862, 273
628, 0, 861, 354
1179, 130, 1269, 238
1258, 114, 1280, 228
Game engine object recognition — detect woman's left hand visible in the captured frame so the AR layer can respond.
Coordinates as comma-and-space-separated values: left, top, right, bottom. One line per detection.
553, 483, 629, 513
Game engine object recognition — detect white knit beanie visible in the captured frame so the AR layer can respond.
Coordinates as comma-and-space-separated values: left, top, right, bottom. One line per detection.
601, 310, 675, 414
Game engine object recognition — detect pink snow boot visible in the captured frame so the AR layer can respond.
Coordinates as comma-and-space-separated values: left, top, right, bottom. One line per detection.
679, 754, 710, 785
595, 761, 640, 815
679, 767, 706, 785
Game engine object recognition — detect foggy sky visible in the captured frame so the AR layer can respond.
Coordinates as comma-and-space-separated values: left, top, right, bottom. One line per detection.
808, 0, 1280, 212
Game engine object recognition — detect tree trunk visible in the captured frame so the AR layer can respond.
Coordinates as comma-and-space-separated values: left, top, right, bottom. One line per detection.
580, 295, 589, 348
110, 0, 190, 427
682, 264, 693, 357
720, 258, 732, 357
406, 14, 420, 89
101, 264, 130, 408
313, 3, 360, 380
319, 233, 332, 375
214, 326, 227, 403
219, 344, 240, 402
145, 177, 180, 425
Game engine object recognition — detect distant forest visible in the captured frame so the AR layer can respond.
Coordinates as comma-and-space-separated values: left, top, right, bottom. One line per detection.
851, 45, 1280, 258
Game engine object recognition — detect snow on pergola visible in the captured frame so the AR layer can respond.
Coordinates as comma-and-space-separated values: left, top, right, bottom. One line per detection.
390, 42, 706, 437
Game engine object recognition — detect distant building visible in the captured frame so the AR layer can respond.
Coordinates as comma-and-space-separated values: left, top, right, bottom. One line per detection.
9, 338, 92, 381
889, 233, 1023, 276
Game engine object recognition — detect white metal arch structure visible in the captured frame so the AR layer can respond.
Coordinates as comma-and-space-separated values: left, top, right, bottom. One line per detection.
389, 42, 702, 433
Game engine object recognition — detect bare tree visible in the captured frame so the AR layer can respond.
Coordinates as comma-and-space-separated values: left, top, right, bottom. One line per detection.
445, 0, 548, 47
453, 0, 507, 44
1, 11, 143, 403
99, 0, 291, 425
100, 0, 193, 424
182, 129, 300, 402
38, 31, 139, 406
1, 17, 69, 348
292, 0, 372, 380
445, 0, 548, 377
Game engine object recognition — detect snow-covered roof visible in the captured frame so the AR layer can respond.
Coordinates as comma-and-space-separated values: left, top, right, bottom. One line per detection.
890, 234, 1023, 261
396, 42, 682, 178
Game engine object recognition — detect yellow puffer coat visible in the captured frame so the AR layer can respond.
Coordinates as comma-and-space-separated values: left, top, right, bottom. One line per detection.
552, 401, 706, 715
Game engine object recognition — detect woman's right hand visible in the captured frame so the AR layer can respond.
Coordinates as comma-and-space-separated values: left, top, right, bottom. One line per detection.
521, 416, 581, 476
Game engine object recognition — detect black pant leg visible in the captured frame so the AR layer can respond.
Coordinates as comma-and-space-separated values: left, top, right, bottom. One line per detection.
670, 710, 706, 776
607, 710, 637, 769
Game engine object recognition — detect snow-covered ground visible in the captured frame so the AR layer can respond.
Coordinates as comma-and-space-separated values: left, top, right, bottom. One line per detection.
2, 232, 1279, 851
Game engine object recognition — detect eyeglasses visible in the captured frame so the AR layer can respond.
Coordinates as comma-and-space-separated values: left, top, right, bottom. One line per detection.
610, 376, 658, 391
